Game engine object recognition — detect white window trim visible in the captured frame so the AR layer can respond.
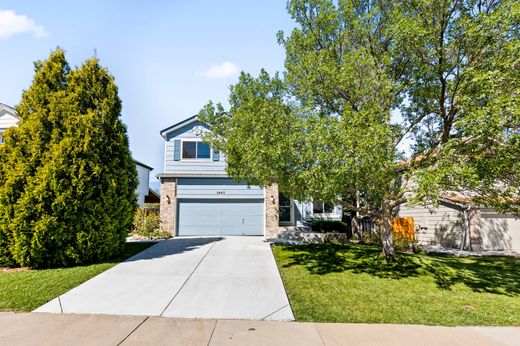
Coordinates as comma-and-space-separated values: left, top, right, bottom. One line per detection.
312, 201, 336, 214
180, 138, 213, 161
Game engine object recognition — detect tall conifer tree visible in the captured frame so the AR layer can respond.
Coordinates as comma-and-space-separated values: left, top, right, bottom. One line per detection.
0, 49, 137, 268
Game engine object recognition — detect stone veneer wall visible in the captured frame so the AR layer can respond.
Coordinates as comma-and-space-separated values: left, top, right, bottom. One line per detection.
264, 184, 282, 238
160, 177, 177, 236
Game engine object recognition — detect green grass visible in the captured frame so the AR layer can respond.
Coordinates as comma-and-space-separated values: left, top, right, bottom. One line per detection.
0, 242, 155, 312
272, 242, 520, 326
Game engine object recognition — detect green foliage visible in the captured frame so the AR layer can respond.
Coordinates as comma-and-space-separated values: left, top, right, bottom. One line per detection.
0, 48, 138, 268
131, 207, 170, 239
273, 243, 520, 325
201, 0, 520, 255
309, 220, 348, 234
0, 242, 154, 312
133, 208, 160, 234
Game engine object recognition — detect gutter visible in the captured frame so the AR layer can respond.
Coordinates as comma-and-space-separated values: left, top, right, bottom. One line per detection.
156, 172, 229, 179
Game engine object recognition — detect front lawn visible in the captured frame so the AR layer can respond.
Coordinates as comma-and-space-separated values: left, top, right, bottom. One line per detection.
0, 242, 155, 312
273, 243, 520, 326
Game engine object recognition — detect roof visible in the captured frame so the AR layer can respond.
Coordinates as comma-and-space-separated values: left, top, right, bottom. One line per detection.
134, 159, 154, 171
148, 188, 160, 199
157, 172, 228, 179
0, 103, 21, 120
160, 114, 200, 139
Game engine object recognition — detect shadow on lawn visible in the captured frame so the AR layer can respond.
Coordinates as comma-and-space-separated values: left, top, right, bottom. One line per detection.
278, 243, 520, 296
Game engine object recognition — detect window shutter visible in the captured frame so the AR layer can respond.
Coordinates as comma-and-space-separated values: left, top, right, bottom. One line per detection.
174, 139, 181, 161
212, 150, 220, 161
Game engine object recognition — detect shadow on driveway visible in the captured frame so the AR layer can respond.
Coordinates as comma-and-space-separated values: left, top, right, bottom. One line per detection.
125, 237, 222, 263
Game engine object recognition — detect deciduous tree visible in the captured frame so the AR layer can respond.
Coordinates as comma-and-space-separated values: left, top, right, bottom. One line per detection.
201, 0, 520, 256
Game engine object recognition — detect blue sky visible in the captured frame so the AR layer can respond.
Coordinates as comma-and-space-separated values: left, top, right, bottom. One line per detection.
0, 1, 294, 185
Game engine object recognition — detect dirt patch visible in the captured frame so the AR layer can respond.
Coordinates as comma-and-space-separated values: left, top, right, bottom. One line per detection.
1, 267, 31, 273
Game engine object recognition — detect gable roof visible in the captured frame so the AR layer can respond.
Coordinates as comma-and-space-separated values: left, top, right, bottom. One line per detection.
0, 103, 21, 120
159, 114, 200, 139
134, 159, 154, 171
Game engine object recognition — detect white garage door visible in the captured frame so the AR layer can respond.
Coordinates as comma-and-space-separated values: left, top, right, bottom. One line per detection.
177, 199, 264, 236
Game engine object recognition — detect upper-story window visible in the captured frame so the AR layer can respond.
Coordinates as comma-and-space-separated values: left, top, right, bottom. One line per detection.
182, 141, 211, 159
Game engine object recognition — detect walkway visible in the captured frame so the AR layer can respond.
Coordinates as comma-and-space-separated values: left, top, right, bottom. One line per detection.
1, 312, 518, 345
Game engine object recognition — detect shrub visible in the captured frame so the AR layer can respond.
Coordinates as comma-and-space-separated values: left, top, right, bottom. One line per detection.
359, 232, 382, 246
132, 208, 160, 234
309, 220, 349, 233
132, 208, 170, 240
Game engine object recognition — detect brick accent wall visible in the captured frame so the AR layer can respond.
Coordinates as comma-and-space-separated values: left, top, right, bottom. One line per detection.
264, 184, 282, 238
160, 177, 177, 236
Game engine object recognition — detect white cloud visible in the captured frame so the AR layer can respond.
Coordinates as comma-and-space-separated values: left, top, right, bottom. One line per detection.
199, 62, 239, 79
0, 10, 46, 40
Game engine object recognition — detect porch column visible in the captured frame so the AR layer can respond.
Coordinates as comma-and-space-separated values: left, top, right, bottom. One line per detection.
264, 184, 281, 238
160, 177, 177, 236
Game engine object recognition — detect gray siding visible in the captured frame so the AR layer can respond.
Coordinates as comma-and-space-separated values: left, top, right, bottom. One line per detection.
291, 200, 342, 226
163, 120, 227, 174
177, 178, 263, 199
135, 164, 151, 206
398, 203, 465, 247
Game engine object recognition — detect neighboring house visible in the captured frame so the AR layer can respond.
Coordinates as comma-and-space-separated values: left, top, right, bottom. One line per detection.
134, 159, 159, 206
2, 103, 157, 207
0, 103, 20, 143
157, 115, 342, 237
398, 196, 520, 252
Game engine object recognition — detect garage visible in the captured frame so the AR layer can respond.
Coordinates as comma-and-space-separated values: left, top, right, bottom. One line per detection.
177, 199, 264, 236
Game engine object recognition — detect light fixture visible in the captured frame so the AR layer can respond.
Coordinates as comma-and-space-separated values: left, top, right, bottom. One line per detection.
166, 196, 171, 204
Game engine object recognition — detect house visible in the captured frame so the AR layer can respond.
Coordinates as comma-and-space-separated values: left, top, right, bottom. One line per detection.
398, 196, 520, 252
157, 115, 342, 237
134, 159, 160, 206
0, 103, 20, 143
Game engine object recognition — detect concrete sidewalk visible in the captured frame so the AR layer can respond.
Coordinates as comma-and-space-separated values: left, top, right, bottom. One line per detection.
1, 312, 518, 346
35, 237, 293, 320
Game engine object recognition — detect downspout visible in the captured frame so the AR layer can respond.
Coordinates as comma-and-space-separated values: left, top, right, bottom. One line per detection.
461, 204, 471, 251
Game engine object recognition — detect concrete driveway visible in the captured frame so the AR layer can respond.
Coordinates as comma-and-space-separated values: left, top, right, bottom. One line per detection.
35, 237, 294, 321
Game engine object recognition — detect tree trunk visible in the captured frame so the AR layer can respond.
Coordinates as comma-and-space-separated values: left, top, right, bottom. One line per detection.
380, 213, 394, 257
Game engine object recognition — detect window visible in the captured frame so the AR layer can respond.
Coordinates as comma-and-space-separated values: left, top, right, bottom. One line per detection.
313, 202, 335, 214
182, 141, 211, 159
312, 201, 323, 213
279, 193, 292, 223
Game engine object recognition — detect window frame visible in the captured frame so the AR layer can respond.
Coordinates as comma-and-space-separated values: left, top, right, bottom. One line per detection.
279, 193, 294, 225
312, 201, 336, 214
181, 139, 212, 161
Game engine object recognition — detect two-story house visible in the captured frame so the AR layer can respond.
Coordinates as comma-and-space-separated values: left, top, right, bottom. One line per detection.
0, 103, 20, 143
158, 115, 343, 237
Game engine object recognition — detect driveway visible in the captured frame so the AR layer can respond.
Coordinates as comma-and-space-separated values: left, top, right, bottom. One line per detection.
35, 237, 294, 321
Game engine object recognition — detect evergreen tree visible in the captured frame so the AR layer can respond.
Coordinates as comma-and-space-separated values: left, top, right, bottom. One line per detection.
0, 48, 137, 268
